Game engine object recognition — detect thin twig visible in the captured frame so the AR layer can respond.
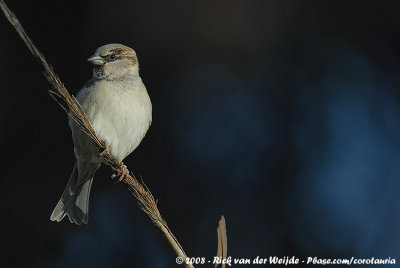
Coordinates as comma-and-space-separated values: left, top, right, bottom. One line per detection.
0, 1, 194, 267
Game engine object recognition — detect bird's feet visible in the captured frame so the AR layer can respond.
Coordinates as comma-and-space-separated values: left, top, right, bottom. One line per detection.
98, 145, 110, 158
111, 163, 129, 182
119, 163, 129, 182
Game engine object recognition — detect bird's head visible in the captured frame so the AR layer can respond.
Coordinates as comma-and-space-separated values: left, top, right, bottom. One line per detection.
88, 44, 139, 80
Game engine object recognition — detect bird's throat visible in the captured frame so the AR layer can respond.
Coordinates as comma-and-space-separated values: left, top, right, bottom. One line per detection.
94, 65, 105, 79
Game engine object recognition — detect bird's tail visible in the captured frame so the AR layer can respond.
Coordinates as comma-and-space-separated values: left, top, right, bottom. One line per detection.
50, 162, 98, 225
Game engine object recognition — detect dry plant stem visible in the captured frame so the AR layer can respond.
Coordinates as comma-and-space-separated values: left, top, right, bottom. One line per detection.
0, 1, 194, 267
215, 216, 228, 268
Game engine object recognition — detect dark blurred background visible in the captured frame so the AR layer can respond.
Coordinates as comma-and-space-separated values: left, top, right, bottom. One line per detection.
1, 0, 400, 267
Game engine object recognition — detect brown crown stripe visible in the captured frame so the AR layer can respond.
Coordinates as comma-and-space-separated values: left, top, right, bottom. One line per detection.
111, 48, 126, 55
127, 56, 138, 65
111, 48, 137, 65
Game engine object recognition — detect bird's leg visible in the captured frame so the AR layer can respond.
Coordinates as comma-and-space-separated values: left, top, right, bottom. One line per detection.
111, 163, 129, 182
98, 144, 110, 158
118, 163, 129, 182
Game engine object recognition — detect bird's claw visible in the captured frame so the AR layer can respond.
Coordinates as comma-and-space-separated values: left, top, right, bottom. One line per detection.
111, 163, 129, 182
98, 145, 110, 158
119, 164, 129, 182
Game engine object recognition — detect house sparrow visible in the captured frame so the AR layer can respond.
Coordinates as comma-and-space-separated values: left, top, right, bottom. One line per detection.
50, 44, 152, 225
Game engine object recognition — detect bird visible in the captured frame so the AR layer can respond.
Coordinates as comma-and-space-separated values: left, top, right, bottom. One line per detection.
50, 44, 152, 225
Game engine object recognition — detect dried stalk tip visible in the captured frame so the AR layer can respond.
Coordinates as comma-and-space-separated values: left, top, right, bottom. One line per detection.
216, 216, 228, 268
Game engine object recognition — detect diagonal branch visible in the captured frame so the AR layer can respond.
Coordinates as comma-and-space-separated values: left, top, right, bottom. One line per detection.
0, 1, 194, 267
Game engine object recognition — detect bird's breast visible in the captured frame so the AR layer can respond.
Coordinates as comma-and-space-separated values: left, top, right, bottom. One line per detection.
79, 79, 152, 161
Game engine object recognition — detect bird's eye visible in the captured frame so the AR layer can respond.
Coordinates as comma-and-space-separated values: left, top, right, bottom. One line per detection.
109, 53, 116, 61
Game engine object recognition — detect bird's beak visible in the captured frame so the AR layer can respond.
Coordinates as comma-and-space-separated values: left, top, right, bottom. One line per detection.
87, 55, 105, 65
